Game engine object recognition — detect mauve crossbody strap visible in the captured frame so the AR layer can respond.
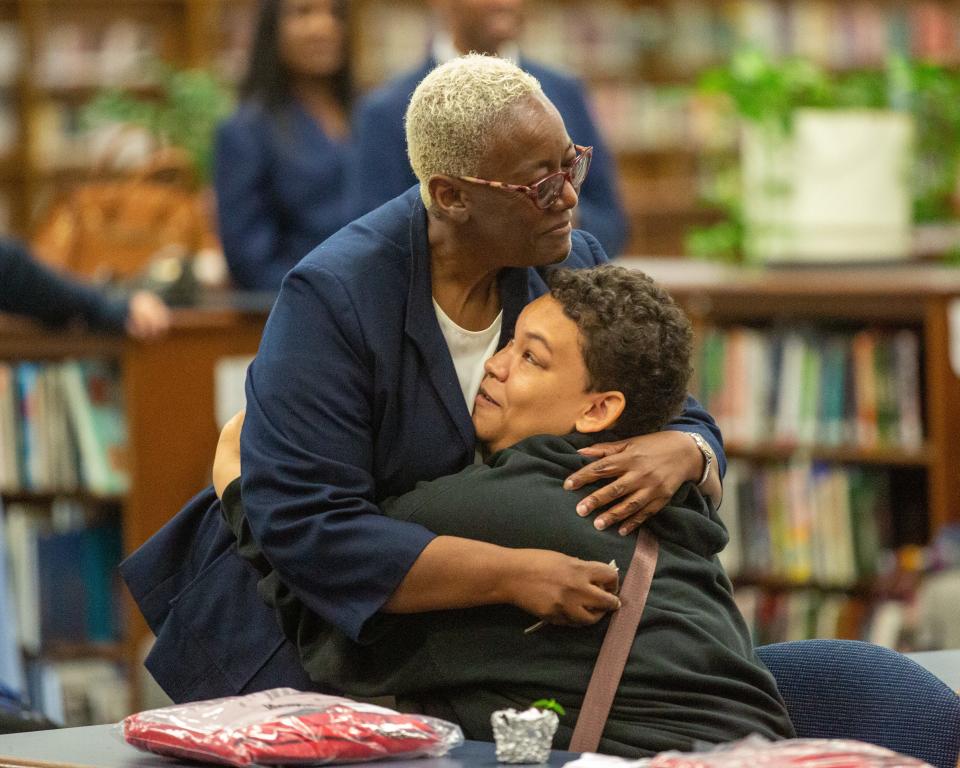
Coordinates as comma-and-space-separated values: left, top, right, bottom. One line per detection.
569, 529, 660, 754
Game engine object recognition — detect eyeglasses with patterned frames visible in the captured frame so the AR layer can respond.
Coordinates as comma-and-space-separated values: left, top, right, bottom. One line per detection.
458, 145, 593, 210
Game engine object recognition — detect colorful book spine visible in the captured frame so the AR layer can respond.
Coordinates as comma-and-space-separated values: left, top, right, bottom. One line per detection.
695, 326, 923, 452
721, 460, 892, 589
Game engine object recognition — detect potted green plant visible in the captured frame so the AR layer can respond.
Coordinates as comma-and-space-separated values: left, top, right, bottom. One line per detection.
63, 63, 236, 296
490, 698, 564, 763
530, 699, 566, 717
81, 62, 233, 186
688, 50, 960, 264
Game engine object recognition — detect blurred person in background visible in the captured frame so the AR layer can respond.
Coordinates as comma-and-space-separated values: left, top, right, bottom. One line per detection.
0, 237, 169, 340
351, 0, 629, 256
214, 0, 355, 291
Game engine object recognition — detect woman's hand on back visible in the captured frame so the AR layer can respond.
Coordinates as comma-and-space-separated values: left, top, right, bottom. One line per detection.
384, 536, 620, 625
503, 549, 620, 626
563, 430, 717, 536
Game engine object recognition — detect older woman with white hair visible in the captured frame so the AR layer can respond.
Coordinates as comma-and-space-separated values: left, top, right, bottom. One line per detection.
122, 55, 725, 703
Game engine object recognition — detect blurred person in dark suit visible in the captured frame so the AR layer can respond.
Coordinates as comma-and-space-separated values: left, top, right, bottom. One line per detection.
214, 0, 356, 291
351, 0, 629, 256
0, 237, 169, 340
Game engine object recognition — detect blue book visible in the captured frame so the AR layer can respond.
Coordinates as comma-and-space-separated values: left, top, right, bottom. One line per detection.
0, 500, 25, 694
81, 524, 122, 643
817, 336, 848, 446
37, 529, 86, 648
15, 364, 40, 490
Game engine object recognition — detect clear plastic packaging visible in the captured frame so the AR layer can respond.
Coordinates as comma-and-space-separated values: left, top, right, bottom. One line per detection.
121, 687, 464, 766
639, 735, 933, 767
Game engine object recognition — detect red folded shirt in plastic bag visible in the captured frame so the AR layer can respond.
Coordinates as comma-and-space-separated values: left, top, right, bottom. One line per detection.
122, 688, 464, 766
643, 735, 933, 767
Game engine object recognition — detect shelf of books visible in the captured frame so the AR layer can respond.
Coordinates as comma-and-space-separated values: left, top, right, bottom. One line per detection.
3, 0, 958, 248
351, 0, 960, 256
0, 345, 131, 726
0, 0, 250, 239
0, 307, 266, 723
197, 0, 256, 85
627, 257, 960, 651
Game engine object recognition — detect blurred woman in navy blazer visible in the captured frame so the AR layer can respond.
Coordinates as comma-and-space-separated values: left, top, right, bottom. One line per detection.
214, 0, 355, 291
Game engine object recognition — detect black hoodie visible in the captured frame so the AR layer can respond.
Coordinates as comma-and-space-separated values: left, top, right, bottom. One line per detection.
223, 433, 795, 757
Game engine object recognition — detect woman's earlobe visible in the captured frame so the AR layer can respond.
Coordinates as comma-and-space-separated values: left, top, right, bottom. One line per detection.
429, 176, 470, 223
575, 392, 625, 434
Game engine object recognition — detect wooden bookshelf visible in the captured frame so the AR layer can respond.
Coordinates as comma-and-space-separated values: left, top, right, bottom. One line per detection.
121, 306, 265, 560
731, 574, 916, 602
0, 303, 267, 718
3, 0, 959, 253
723, 442, 932, 468
622, 257, 960, 644
0, 0, 253, 239
36, 641, 126, 664
0, 490, 126, 505
623, 258, 960, 533
348, 0, 960, 257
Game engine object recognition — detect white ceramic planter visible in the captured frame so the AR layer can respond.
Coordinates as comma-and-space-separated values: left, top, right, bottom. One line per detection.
741, 109, 914, 263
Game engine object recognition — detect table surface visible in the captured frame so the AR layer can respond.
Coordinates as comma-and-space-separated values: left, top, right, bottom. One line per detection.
0, 652, 956, 766
0, 726, 576, 768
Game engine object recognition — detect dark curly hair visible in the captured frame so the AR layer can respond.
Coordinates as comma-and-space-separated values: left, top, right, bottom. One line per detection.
547, 265, 692, 438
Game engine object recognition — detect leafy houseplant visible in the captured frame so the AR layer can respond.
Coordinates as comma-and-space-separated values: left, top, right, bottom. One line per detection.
63, 63, 236, 296
899, 59, 960, 223
82, 62, 233, 186
688, 50, 960, 263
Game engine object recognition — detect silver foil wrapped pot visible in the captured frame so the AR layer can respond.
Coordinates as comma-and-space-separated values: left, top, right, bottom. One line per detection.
491, 707, 560, 763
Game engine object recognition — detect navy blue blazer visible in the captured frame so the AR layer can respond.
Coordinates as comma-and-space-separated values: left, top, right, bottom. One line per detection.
351, 56, 630, 257
0, 238, 127, 331
213, 101, 356, 291
122, 187, 723, 702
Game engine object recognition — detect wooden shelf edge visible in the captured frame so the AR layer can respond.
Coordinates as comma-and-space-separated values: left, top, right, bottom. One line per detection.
1, 489, 125, 505
27, 641, 125, 664
0, 319, 125, 359
724, 442, 931, 467
732, 574, 915, 600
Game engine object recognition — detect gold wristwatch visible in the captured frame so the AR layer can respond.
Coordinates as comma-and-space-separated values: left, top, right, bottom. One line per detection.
684, 432, 714, 488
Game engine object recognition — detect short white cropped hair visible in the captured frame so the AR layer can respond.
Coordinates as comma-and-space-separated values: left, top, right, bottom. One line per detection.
405, 54, 544, 206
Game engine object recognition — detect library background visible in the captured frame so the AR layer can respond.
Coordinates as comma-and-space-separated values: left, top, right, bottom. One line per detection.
1, 0, 960, 728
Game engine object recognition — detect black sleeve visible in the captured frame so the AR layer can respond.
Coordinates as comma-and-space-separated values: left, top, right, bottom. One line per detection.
0, 238, 128, 332
381, 453, 633, 565
219, 475, 276, 574
221, 477, 244, 535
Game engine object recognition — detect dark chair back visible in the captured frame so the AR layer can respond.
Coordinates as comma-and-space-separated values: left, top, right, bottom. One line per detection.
757, 639, 960, 768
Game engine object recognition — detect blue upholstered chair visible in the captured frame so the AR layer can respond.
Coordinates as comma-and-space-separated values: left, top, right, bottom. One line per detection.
756, 639, 960, 768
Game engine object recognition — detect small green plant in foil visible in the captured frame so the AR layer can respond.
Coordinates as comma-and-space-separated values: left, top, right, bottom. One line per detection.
531, 699, 566, 717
